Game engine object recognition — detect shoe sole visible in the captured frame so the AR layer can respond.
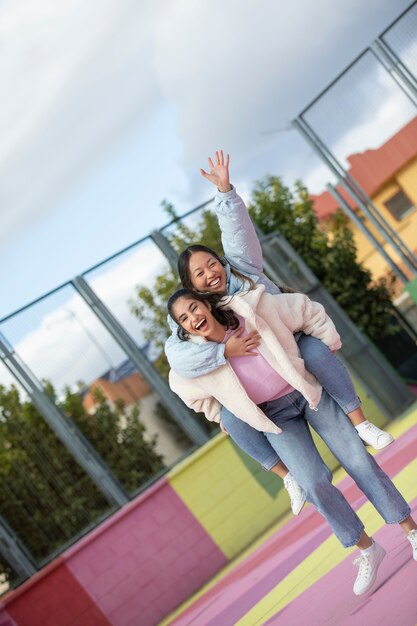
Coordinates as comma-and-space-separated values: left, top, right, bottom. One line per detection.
360, 436, 395, 450
292, 498, 306, 516
373, 436, 395, 450
353, 547, 386, 596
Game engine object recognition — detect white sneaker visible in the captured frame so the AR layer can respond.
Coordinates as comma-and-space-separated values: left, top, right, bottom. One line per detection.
353, 542, 386, 595
357, 422, 394, 450
283, 473, 306, 516
407, 529, 417, 561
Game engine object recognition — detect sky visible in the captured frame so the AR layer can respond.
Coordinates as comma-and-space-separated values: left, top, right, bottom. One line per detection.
0, 0, 416, 390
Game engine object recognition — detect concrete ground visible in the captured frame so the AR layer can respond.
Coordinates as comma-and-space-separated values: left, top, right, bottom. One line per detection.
161, 402, 417, 626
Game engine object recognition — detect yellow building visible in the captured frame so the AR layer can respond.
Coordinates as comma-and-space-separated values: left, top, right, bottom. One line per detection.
311, 115, 417, 290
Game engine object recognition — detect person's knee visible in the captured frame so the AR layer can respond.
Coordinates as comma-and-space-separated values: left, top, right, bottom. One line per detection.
343, 447, 377, 475
298, 466, 332, 498
306, 478, 338, 509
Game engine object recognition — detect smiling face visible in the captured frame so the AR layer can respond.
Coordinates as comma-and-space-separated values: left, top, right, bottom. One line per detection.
172, 296, 225, 342
187, 251, 227, 293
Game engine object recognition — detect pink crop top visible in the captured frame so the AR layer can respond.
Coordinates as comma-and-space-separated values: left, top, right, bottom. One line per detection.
222, 315, 294, 404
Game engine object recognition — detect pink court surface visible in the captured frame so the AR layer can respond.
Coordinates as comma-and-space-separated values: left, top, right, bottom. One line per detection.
161, 403, 417, 626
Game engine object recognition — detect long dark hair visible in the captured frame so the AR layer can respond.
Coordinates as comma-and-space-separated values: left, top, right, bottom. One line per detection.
167, 288, 239, 341
177, 244, 255, 293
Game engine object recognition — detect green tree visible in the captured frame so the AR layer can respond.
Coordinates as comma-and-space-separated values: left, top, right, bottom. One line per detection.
248, 177, 328, 275
129, 202, 223, 378
60, 385, 165, 490
0, 382, 164, 584
130, 176, 397, 355
248, 177, 397, 340
319, 211, 397, 339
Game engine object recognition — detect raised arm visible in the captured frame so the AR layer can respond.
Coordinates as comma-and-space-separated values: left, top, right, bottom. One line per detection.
200, 151, 263, 273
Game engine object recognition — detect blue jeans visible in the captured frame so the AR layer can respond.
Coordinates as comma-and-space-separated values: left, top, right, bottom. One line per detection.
221, 333, 361, 470
261, 389, 410, 547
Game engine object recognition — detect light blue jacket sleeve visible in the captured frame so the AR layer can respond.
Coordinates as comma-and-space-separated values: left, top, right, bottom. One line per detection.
165, 316, 227, 378
165, 186, 278, 378
215, 186, 281, 296
214, 186, 263, 274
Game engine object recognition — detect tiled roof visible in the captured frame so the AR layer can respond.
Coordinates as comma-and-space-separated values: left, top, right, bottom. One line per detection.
311, 116, 417, 220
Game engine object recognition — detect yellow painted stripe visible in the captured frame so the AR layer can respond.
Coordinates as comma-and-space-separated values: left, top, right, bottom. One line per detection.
236, 456, 417, 626
168, 434, 294, 560
160, 404, 417, 626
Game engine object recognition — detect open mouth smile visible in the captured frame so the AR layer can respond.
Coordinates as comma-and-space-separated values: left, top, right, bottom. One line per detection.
208, 277, 221, 288
195, 318, 208, 331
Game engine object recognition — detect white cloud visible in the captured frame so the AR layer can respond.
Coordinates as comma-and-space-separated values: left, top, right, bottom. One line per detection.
153, 0, 413, 196
296, 64, 417, 194
0, 0, 163, 246
0, 242, 168, 391
0, 0, 414, 278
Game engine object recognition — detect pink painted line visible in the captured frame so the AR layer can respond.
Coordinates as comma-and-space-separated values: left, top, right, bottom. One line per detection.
170, 519, 330, 626
266, 497, 417, 626
169, 505, 326, 626
169, 422, 417, 626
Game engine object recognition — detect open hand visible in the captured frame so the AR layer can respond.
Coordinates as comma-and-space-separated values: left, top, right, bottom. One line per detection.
224, 328, 261, 358
200, 150, 231, 192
